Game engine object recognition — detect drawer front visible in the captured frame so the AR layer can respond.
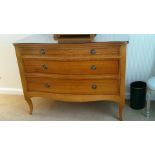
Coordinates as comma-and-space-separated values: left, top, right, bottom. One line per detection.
27, 77, 120, 95
23, 59, 119, 75
19, 44, 120, 57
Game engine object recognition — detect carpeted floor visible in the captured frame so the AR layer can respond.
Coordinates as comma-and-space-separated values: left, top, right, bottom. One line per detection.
0, 94, 155, 121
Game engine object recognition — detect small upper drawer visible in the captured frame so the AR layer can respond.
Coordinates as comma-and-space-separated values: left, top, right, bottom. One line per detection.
23, 59, 119, 75
19, 43, 120, 57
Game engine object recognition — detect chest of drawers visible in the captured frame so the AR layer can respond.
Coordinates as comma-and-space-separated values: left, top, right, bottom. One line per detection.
14, 41, 127, 120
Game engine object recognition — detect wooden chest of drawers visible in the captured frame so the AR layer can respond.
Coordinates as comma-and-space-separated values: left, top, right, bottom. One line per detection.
14, 41, 127, 120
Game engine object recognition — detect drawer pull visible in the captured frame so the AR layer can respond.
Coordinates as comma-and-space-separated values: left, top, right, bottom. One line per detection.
90, 49, 96, 55
40, 48, 45, 55
44, 83, 50, 88
91, 65, 96, 70
92, 84, 97, 89
42, 64, 48, 70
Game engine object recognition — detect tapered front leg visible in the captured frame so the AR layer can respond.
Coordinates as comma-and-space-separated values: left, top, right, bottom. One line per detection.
118, 105, 123, 121
118, 98, 125, 121
25, 97, 33, 114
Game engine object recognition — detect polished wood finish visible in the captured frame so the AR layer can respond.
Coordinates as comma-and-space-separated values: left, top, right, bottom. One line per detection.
28, 92, 121, 103
23, 59, 119, 75
54, 34, 96, 43
119, 44, 127, 121
14, 42, 127, 120
27, 77, 119, 95
19, 43, 120, 57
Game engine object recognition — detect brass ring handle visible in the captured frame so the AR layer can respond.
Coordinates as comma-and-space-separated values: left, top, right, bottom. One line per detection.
40, 48, 45, 55
90, 49, 96, 55
44, 83, 50, 88
42, 64, 48, 70
91, 65, 96, 70
92, 84, 97, 89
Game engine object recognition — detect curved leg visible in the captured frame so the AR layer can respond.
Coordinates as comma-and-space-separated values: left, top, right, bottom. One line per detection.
118, 98, 125, 121
118, 105, 123, 121
25, 97, 33, 114
146, 89, 151, 118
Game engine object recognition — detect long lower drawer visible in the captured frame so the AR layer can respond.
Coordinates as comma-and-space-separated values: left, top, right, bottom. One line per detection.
26, 77, 120, 95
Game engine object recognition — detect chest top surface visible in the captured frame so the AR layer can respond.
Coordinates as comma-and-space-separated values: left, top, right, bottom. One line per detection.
14, 34, 129, 45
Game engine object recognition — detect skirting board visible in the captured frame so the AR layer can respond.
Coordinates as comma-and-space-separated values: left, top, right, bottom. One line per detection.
0, 88, 154, 100
126, 91, 155, 100
0, 87, 130, 98
0, 88, 23, 95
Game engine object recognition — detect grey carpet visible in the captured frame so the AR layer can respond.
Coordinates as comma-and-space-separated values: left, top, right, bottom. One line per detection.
0, 94, 154, 121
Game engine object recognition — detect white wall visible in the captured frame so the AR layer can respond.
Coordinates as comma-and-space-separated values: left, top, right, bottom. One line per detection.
126, 34, 155, 96
0, 34, 29, 94
0, 34, 155, 97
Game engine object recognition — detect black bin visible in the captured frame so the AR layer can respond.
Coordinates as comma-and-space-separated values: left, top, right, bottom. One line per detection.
130, 81, 147, 109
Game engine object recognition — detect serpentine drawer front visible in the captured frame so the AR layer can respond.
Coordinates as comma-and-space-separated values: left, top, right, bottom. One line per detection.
14, 41, 127, 120
23, 59, 119, 75
27, 77, 119, 95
